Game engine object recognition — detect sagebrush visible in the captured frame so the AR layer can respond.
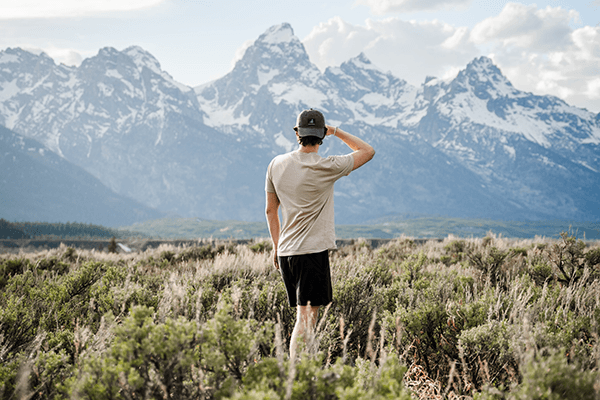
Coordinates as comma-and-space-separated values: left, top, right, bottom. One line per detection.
1, 233, 599, 399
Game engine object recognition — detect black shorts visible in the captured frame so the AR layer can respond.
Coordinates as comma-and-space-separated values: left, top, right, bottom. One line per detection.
278, 250, 332, 307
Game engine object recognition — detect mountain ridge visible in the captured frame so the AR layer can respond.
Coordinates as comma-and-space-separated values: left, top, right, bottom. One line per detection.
0, 125, 164, 226
1, 22, 599, 224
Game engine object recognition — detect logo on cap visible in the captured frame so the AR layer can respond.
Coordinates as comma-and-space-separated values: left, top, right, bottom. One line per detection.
308, 118, 315, 125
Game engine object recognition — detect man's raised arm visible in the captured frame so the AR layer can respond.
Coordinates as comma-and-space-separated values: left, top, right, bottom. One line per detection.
325, 125, 375, 170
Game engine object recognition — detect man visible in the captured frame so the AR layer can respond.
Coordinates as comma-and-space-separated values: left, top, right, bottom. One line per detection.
265, 108, 375, 360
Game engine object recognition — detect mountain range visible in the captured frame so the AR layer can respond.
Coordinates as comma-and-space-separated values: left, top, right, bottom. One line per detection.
0, 125, 163, 226
1, 23, 599, 225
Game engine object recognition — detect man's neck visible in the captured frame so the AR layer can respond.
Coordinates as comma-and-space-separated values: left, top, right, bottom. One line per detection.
298, 144, 319, 154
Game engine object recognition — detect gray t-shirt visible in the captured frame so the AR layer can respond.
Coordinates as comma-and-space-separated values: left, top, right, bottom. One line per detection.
265, 150, 354, 256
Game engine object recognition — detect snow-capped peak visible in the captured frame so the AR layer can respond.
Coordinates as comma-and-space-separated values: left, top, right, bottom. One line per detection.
125, 45, 191, 92
0, 47, 55, 67
226, 23, 317, 89
456, 56, 515, 98
346, 53, 379, 71
257, 23, 296, 45
124, 46, 162, 75
97, 46, 121, 59
247, 23, 308, 64
466, 56, 496, 71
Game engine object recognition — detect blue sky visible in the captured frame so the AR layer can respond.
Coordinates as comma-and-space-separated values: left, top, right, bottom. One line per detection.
1, 0, 599, 112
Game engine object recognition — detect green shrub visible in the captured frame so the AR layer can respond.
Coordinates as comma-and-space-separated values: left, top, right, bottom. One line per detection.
29, 349, 72, 399
529, 262, 553, 286
395, 295, 456, 377
71, 306, 203, 399
249, 241, 272, 254
237, 353, 412, 400
0, 271, 43, 354
174, 244, 233, 263
36, 257, 69, 275
512, 350, 597, 400
466, 245, 511, 287
398, 252, 427, 288
0, 258, 30, 289
61, 247, 77, 263
444, 240, 467, 264
377, 238, 415, 263
0, 355, 21, 399
546, 232, 587, 285
331, 272, 384, 360
459, 321, 517, 389
335, 355, 412, 400
200, 298, 274, 399
585, 247, 600, 268
160, 250, 175, 262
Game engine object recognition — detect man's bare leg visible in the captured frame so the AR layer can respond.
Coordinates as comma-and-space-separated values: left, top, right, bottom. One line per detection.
290, 305, 320, 360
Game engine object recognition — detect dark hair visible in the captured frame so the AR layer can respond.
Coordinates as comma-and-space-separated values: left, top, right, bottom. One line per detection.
294, 127, 326, 147
297, 135, 323, 147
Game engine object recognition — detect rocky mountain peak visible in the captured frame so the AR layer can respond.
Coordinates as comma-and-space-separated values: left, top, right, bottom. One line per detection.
339, 52, 382, 76
329, 52, 411, 103
1, 47, 42, 64
0, 47, 60, 81
123, 45, 162, 74
196, 23, 320, 112
234, 23, 313, 77
346, 52, 375, 68
256, 23, 296, 45
451, 56, 515, 100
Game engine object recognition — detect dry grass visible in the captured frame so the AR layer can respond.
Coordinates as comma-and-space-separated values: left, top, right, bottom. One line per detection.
1, 234, 600, 399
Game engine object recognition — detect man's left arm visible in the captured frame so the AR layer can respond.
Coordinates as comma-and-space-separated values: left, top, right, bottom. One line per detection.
265, 191, 281, 270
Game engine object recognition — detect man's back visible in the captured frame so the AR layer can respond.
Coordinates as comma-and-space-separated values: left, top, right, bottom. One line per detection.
265, 150, 354, 256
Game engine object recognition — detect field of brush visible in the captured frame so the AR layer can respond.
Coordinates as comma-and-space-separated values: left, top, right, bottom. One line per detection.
1, 233, 600, 399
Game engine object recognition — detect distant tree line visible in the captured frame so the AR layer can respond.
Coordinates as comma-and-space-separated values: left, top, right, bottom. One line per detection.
0, 219, 27, 239
0, 219, 129, 239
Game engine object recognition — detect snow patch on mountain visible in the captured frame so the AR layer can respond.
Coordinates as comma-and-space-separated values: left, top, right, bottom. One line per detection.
257, 68, 279, 86
0, 53, 19, 64
441, 91, 553, 147
270, 82, 328, 106
106, 69, 123, 79
503, 145, 516, 159
274, 131, 295, 152
202, 98, 250, 128
0, 79, 19, 102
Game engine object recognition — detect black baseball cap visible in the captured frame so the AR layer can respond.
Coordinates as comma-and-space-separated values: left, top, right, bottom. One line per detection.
295, 108, 326, 139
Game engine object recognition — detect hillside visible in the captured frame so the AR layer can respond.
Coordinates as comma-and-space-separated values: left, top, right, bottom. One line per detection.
0, 125, 164, 226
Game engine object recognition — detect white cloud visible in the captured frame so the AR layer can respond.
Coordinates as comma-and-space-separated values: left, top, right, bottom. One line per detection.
0, 0, 166, 19
302, 17, 378, 70
46, 48, 85, 66
473, 4, 600, 112
303, 3, 600, 113
231, 39, 255, 67
355, 0, 471, 14
587, 78, 600, 99
303, 16, 479, 85
470, 3, 578, 52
